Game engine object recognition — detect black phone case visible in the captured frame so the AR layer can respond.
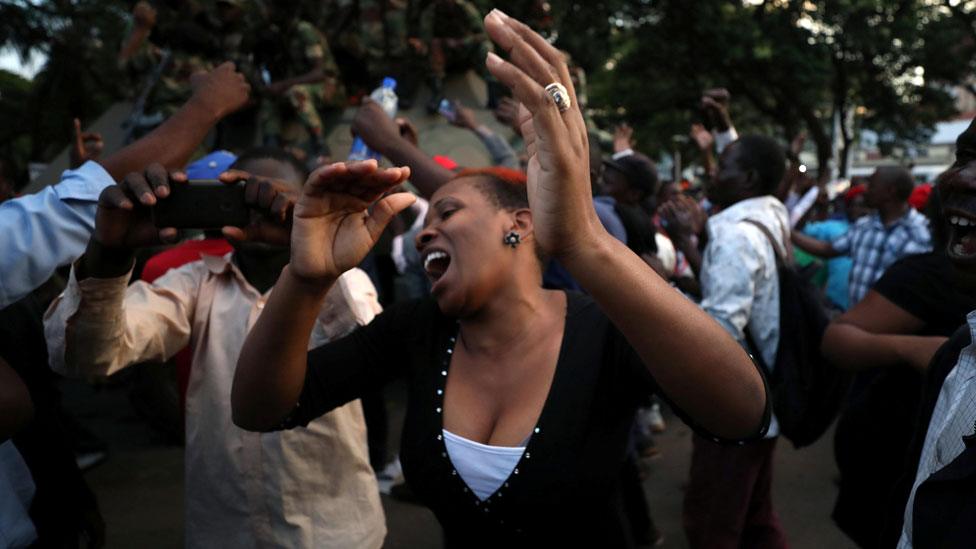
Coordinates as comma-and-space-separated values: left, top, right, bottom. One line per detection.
152, 180, 249, 229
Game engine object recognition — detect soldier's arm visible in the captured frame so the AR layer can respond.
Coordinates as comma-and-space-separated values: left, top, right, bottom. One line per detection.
100, 62, 250, 180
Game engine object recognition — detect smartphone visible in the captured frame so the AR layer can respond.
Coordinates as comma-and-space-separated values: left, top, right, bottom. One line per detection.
152, 180, 249, 229
437, 98, 457, 123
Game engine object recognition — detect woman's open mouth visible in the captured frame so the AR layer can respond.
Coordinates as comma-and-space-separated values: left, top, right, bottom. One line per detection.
423, 250, 452, 285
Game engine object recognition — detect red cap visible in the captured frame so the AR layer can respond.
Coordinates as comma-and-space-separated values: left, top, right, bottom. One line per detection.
909, 183, 933, 210
844, 184, 867, 205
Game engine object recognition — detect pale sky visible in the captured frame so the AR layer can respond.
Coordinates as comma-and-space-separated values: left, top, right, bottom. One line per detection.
0, 48, 46, 80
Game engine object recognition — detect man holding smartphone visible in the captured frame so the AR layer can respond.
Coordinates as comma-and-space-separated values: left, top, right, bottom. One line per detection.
44, 150, 386, 548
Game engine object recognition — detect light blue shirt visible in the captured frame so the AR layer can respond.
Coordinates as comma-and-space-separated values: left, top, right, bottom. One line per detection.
592, 196, 628, 244
0, 161, 114, 308
803, 219, 853, 310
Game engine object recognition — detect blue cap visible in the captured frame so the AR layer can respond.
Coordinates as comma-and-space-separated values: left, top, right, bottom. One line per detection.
382, 77, 397, 91
184, 150, 237, 180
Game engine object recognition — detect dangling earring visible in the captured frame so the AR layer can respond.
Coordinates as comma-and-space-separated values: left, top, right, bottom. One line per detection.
503, 231, 522, 248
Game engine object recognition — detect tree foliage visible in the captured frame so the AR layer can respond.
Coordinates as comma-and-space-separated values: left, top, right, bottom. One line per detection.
1, 0, 128, 187
1, 0, 974, 187
559, 0, 974, 178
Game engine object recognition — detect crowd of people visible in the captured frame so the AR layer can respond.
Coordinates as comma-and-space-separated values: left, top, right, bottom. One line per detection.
2, 3, 975, 549
117, 0, 533, 158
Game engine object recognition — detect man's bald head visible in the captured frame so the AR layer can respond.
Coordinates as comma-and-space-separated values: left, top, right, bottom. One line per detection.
866, 166, 914, 207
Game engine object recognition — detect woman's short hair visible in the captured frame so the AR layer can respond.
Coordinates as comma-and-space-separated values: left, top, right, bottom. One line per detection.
454, 167, 529, 211
453, 167, 548, 263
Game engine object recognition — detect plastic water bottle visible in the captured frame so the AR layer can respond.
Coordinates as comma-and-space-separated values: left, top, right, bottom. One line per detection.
349, 77, 398, 161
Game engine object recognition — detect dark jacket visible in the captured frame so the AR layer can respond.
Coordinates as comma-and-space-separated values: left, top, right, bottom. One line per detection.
883, 324, 976, 548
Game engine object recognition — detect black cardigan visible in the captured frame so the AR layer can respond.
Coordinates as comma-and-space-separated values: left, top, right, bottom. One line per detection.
882, 324, 976, 549
283, 292, 763, 547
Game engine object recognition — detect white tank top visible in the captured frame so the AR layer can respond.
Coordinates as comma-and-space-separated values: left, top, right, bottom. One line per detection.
442, 429, 526, 501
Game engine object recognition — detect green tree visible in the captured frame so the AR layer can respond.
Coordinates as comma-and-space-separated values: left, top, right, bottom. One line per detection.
0, 0, 128, 187
569, 0, 970, 178
0, 69, 33, 186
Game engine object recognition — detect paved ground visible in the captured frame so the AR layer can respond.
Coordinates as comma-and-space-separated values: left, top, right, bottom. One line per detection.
64, 374, 856, 548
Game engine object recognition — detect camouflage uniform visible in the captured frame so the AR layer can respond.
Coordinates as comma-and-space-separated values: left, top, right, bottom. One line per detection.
214, 0, 265, 68
324, 0, 414, 93
417, 0, 492, 81
122, 3, 217, 122
259, 19, 345, 153
211, 0, 266, 150
472, 0, 554, 34
360, 0, 411, 79
415, 0, 500, 110
128, 49, 212, 119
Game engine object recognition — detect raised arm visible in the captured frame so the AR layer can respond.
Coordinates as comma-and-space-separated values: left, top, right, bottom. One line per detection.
231, 161, 414, 431
0, 65, 248, 308
100, 62, 250, 180
118, 1, 156, 64
352, 102, 454, 199
689, 123, 716, 179
44, 167, 203, 378
482, 10, 765, 440
821, 290, 947, 372
44, 166, 300, 379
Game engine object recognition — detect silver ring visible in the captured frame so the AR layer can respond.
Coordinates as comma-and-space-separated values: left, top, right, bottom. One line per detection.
545, 82, 571, 113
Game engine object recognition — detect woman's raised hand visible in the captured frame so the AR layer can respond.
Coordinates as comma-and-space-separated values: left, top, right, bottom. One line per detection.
483, 9, 603, 260
290, 160, 413, 283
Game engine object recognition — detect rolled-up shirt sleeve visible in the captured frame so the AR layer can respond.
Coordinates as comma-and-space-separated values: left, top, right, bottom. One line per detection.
44, 262, 202, 378
310, 268, 383, 347
0, 161, 114, 308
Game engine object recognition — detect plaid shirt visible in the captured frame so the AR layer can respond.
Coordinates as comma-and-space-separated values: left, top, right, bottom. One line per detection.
831, 208, 931, 305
